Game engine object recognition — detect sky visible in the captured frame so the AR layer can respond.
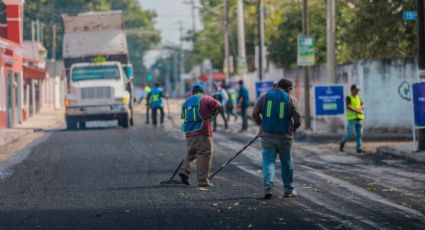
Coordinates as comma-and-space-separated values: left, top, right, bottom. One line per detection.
138, 0, 201, 67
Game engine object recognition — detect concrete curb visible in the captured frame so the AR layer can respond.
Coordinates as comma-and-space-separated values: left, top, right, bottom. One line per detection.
377, 146, 425, 163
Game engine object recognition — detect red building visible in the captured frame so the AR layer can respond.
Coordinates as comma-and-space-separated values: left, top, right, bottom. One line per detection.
0, 0, 25, 128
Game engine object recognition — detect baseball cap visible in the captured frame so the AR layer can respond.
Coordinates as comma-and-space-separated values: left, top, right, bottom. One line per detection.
192, 84, 204, 93
278, 79, 293, 89
350, 84, 360, 91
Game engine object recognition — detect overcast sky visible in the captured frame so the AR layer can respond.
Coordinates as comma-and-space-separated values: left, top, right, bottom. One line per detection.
138, 0, 201, 67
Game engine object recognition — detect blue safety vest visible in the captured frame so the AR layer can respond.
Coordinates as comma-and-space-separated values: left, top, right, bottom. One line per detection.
150, 87, 162, 108
181, 95, 203, 133
261, 90, 291, 133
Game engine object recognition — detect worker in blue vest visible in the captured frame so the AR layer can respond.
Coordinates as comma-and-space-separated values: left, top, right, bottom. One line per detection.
179, 84, 221, 190
147, 83, 166, 127
252, 79, 301, 199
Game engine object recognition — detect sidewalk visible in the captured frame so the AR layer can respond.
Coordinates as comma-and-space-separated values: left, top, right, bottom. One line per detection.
0, 109, 64, 149
377, 143, 425, 163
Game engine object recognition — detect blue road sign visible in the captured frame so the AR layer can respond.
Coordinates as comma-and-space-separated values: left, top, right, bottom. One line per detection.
255, 81, 274, 98
413, 82, 425, 127
403, 11, 417, 21
314, 85, 345, 116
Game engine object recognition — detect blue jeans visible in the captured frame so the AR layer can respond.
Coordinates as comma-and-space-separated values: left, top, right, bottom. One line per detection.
262, 137, 294, 192
340, 119, 363, 150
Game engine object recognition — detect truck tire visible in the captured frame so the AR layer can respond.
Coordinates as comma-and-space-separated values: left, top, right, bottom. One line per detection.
120, 115, 130, 129
79, 121, 86, 129
66, 117, 77, 130
130, 110, 134, 126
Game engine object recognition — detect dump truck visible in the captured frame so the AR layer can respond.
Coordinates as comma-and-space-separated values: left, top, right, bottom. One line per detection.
62, 11, 134, 129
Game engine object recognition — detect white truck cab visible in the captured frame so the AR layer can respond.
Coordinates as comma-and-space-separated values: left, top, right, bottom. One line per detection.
65, 61, 134, 129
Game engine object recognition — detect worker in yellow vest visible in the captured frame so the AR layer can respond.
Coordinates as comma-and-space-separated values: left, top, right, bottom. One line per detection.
340, 84, 365, 153
144, 84, 152, 124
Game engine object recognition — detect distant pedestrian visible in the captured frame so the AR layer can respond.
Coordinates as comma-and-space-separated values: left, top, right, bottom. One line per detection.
225, 85, 238, 121
212, 83, 229, 131
179, 84, 221, 190
252, 79, 301, 199
144, 84, 151, 124
237, 80, 250, 132
339, 84, 365, 153
147, 83, 166, 127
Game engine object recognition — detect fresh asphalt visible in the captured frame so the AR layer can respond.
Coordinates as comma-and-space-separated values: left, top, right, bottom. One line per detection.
0, 108, 424, 230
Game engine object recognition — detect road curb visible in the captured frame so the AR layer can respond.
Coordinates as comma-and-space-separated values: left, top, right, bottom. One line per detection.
376, 146, 425, 163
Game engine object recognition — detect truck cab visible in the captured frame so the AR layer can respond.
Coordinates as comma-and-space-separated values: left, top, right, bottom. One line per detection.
65, 61, 134, 129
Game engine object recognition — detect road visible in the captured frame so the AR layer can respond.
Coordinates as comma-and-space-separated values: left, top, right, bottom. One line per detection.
0, 102, 424, 230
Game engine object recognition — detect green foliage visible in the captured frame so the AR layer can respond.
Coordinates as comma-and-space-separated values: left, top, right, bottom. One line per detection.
21, 0, 160, 84
191, 0, 418, 70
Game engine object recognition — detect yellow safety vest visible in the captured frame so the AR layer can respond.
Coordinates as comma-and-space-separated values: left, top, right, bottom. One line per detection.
346, 94, 365, 121
145, 86, 151, 94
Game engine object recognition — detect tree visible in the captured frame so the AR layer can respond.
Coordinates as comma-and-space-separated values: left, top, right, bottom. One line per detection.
21, 0, 160, 84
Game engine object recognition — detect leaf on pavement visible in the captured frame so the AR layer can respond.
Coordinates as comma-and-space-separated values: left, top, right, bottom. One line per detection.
382, 188, 394, 192
248, 224, 253, 228
274, 217, 286, 225
261, 201, 267, 205
366, 187, 375, 192
312, 189, 320, 192
227, 206, 233, 210
233, 202, 240, 207
211, 203, 220, 207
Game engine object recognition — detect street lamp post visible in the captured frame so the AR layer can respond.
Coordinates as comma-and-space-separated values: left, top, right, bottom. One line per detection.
257, 0, 265, 81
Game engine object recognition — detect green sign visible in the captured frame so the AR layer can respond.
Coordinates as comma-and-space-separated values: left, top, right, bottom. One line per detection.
297, 35, 315, 66
237, 57, 248, 74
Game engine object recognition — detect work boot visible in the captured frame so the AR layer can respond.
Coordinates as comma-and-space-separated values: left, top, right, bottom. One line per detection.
356, 149, 365, 154
196, 182, 213, 191
263, 187, 273, 200
178, 173, 190, 186
339, 143, 345, 152
283, 190, 298, 198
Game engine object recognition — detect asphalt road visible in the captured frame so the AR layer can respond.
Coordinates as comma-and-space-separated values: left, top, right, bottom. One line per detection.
0, 104, 424, 230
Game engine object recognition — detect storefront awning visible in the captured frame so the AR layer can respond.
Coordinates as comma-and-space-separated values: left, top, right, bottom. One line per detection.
23, 65, 48, 80
198, 72, 226, 82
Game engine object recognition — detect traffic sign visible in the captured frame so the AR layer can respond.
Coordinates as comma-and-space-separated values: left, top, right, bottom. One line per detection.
314, 85, 345, 116
403, 11, 417, 21
255, 81, 274, 98
237, 57, 248, 74
413, 82, 425, 126
297, 35, 315, 66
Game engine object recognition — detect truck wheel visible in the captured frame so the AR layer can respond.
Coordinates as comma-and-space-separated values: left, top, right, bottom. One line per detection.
66, 117, 77, 130
79, 121, 86, 129
120, 115, 130, 129
130, 110, 134, 126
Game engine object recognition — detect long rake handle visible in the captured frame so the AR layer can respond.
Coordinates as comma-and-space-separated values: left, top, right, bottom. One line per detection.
209, 135, 259, 180
168, 159, 184, 182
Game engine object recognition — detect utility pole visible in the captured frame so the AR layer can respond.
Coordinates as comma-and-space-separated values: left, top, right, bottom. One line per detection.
416, 0, 425, 151
237, 0, 246, 64
257, 0, 265, 81
224, 0, 231, 81
191, 0, 196, 32
52, 24, 57, 60
302, 0, 311, 130
327, 0, 337, 132
178, 21, 185, 97
31, 21, 35, 42
327, 0, 336, 83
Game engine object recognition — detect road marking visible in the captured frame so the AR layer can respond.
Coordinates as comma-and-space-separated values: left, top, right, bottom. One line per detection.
299, 165, 425, 220
234, 163, 385, 230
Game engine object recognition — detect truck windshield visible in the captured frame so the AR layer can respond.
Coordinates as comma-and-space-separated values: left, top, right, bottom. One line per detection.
72, 66, 120, 81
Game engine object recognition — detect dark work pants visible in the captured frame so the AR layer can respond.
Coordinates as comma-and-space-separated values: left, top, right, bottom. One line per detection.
152, 107, 164, 126
241, 106, 248, 131
213, 108, 228, 131
146, 105, 150, 123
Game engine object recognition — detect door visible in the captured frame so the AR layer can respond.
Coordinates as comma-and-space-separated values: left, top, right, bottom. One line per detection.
6, 72, 13, 128
14, 73, 21, 123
